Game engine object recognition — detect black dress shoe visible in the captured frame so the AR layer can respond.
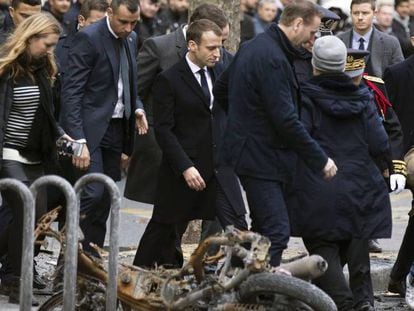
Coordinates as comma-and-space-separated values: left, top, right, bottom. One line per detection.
355, 301, 375, 311
368, 239, 382, 253
388, 278, 406, 297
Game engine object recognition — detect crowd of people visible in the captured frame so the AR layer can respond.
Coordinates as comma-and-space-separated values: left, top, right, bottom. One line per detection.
0, 0, 412, 310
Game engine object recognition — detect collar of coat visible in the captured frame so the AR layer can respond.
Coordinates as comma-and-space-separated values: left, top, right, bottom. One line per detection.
266, 23, 298, 64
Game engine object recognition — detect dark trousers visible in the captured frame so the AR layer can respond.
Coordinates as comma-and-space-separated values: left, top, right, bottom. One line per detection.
390, 213, 414, 282
0, 202, 12, 236
0, 160, 45, 276
304, 239, 356, 311
200, 218, 222, 255
239, 176, 289, 267
133, 178, 248, 268
347, 239, 374, 307
79, 119, 123, 254
304, 239, 372, 311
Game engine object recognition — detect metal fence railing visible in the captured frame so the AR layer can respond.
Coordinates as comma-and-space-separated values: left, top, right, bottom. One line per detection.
30, 175, 78, 311
74, 173, 121, 311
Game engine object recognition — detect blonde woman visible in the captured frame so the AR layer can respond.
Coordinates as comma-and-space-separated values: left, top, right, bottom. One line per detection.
0, 13, 64, 305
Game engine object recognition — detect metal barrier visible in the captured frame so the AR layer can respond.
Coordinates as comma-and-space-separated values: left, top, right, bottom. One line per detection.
0, 178, 35, 311
30, 175, 78, 311
74, 173, 122, 311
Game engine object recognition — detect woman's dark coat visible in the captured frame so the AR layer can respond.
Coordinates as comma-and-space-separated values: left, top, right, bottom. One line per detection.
287, 73, 392, 241
0, 70, 63, 170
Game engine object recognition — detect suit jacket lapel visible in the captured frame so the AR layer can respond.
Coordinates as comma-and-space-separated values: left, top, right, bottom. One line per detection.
179, 59, 210, 108
100, 18, 119, 84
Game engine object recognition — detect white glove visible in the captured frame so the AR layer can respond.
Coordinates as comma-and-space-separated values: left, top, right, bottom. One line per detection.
390, 174, 406, 194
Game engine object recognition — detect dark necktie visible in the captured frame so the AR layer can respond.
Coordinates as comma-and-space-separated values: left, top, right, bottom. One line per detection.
119, 39, 131, 119
198, 69, 211, 106
358, 37, 365, 51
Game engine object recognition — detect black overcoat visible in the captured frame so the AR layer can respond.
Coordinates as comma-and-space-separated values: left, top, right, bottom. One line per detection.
151, 58, 245, 224
383, 55, 414, 153
287, 74, 392, 240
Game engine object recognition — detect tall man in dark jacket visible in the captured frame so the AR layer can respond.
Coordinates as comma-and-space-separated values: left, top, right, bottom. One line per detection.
60, 0, 148, 254
133, 19, 248, 268
214, 1, 337, 267
384, 33, 414, 298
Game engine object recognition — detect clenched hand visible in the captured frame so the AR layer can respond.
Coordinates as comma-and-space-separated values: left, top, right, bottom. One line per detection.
323, 158, 337, 180
183, 166, 206, 191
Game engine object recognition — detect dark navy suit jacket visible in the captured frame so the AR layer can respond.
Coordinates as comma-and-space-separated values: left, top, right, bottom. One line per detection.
60, 17, 143, 155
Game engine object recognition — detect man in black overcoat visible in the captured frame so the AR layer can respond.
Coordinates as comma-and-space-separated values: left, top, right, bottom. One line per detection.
133, 19, 248, 268
384, 33, 414, 298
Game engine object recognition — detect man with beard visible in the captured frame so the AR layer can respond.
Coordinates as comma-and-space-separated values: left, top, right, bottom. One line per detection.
214, 0, 337, 267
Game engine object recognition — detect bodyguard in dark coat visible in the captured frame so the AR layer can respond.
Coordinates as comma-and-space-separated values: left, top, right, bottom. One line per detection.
341, 49, 405, 311
384, 37, 414, 297
133, 20, 247, 269
60, 0, 148, 254
287, 36, 391, 311
215, 2, 337, 267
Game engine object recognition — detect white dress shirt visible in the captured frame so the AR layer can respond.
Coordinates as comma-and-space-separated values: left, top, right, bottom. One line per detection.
185, 53, 214, 110
352, 27, 373, 50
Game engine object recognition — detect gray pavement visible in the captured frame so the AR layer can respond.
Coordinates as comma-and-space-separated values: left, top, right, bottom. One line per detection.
0, 179, 412, 309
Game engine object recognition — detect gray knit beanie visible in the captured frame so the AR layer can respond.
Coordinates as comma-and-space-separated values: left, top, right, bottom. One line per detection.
311, 36, 347, 73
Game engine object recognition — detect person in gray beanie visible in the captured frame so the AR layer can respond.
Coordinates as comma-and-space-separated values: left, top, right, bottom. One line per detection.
311, 35, 347, 73
286, 35, 392, 311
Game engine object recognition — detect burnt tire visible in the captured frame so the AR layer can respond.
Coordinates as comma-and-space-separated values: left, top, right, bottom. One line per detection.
38, 291, 63, 311
238, 272, 337, 311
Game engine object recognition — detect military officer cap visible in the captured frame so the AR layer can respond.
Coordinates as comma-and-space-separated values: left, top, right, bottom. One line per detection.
315, 5, 340, 36
344, 49, 370, 78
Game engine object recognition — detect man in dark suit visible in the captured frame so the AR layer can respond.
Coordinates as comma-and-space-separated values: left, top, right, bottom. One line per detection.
337, 0, 403, 79
133, 19, 248, 268
384, 33, 414, 298
60, 0, 148, 254
214, 1, 337, 267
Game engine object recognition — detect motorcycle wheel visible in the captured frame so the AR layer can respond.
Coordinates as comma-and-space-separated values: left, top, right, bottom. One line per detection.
237, 272, 337, 311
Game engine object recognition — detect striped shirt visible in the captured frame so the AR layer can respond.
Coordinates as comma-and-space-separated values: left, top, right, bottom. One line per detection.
4, 85, 40, 149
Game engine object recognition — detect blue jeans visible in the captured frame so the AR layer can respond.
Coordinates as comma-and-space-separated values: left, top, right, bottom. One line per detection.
239, 176, 290, 266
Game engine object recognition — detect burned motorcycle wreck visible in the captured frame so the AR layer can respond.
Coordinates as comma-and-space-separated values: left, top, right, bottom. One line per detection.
36, 208, 336, 311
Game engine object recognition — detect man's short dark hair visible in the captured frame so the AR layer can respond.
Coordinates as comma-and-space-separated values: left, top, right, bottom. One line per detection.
189, 4, 228, 29
395, 0, 409, 9
110, 0, 139, 13
350, 0, 376, 11
11, 0, 41, 9
279, 0, 322, 26
80, 0, 108, 18
186, 19, 222, 44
